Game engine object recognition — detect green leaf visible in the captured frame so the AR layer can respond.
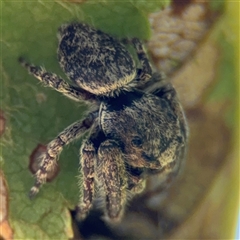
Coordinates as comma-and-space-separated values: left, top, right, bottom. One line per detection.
1, 1, 167, 238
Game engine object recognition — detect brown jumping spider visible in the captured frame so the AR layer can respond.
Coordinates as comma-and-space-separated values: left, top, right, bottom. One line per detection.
19, 23, 188, 223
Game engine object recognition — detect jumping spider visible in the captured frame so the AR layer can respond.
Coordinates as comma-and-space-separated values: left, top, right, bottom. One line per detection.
19, 23, 188, 223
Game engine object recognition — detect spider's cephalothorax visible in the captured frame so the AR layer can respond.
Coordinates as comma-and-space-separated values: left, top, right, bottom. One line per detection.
19, 23, 188, 223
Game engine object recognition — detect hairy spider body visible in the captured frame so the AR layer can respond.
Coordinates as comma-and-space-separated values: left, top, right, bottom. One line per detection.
58, 24, 136, 95
20, 23, 188, 223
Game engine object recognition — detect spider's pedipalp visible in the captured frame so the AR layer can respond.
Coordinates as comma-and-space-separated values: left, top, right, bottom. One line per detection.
29, 111, 98, 198
127, 173, 146, 195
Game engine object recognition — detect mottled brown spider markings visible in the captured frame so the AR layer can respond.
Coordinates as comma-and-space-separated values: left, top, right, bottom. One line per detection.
19, 23, 188, 223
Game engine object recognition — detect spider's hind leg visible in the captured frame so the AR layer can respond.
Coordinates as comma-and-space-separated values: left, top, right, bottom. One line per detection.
19, 57, 97, 103
124, 38, 153, 85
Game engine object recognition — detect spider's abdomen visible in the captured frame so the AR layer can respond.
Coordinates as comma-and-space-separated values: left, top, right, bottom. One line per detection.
57, 23, 136, 95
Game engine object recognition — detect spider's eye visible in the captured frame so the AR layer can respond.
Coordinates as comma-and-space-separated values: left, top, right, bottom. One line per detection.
131, 136, 143, 147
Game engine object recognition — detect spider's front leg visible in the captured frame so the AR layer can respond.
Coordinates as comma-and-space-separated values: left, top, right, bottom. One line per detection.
97, 140, 128, 223
29, 111, 97, 197
77, 140, 96, 220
